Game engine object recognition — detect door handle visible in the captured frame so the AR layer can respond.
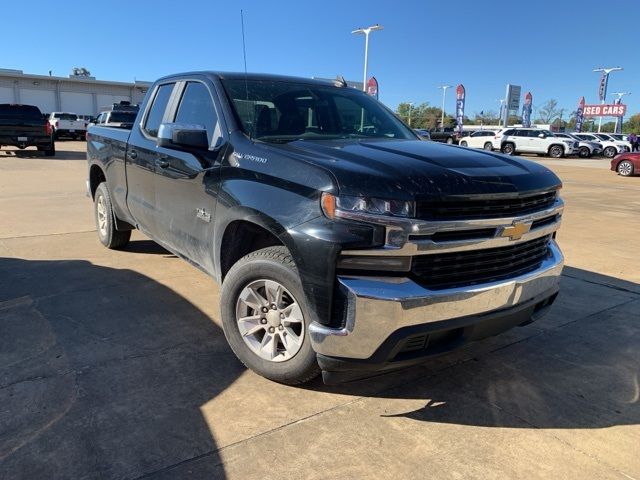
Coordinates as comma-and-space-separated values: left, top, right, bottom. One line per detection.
127, 150, 137, 160
156, 159, 170, 169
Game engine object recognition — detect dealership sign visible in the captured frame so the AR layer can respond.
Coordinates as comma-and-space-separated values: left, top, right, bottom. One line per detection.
583, 104, 627, 117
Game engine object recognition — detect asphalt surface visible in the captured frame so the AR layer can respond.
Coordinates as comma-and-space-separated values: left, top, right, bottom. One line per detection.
1, 142, 639, 479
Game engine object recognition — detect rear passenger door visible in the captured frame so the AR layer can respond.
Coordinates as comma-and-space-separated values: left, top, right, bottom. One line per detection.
152, 79, 226, 272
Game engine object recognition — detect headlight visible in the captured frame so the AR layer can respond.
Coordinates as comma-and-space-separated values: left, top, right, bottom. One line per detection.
321, 192, 415, 219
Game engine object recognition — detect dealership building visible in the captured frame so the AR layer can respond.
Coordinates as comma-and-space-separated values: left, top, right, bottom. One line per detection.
0, 68, 151, 116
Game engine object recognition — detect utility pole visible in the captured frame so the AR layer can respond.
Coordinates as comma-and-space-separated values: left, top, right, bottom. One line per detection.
438, 85, 452, 128
351, 25, 383, 92
593, 66, 623, 132
407, 102, 414, 127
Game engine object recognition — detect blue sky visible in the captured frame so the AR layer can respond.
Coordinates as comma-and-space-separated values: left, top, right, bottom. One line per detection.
4, 0, 638, 117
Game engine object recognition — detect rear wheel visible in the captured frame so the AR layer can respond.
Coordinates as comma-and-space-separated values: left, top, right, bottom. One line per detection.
460, 140, 468, 147
483, 142, 493, 151
94, 183, 131, 249
617, 160, 634, 176
43, 142, 55, 157
501, 143, 515, 155
578, 146, 591, 158
446, 137, 454, 144
604, 146, 617, 158
221, 246, 320, 385
548, 145, 564, 158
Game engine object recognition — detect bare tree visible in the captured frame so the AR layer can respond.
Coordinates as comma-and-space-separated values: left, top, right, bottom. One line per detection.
536, 99, 561, 124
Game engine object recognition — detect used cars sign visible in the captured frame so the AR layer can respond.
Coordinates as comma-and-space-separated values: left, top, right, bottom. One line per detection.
583, 104, 627, 117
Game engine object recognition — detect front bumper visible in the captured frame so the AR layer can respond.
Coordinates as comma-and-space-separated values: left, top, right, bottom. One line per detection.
310, 240, 563, 382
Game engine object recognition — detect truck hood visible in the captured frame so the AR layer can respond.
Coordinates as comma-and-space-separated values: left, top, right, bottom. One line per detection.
272, 138, 561, 199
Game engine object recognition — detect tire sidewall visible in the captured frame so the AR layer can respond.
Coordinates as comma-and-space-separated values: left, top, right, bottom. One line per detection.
579, 146, 590, 158
460, 141, 467, 147
221, 252, 318, 383
605, 147, 616, 158
94, 184, 114, 246
549, 145, 563, 158
502, 143, 514, 155
483, 142, 493, 151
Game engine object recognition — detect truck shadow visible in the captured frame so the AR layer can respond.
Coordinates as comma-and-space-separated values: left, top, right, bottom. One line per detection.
0, 148, 86, 160
325, 267, 640, 430
0, 257, 235, 479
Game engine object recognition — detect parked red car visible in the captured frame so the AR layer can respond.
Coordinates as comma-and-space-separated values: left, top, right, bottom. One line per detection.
611, 152, 640, 177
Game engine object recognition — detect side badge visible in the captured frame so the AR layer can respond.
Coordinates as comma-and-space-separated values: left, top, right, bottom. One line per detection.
196, 208, 211, 223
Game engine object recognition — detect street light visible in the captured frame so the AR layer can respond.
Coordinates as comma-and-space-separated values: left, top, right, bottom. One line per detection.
407, 102, 415, 127
611, 91, 631, 133
351, 24, 383, 92
593, 66, 623, 132
438, 85, 452, 128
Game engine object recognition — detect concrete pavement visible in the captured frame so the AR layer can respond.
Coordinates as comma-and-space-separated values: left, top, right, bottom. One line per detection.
1, 142, 639, 479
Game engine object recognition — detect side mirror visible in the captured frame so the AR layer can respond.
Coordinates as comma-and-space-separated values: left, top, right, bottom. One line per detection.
157, 123, 209, 150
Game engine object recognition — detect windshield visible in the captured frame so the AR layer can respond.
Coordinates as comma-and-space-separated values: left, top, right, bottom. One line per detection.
221, 78, 415, 143
109, 112, 136, 123
0, 104, 43, 119
53, 113, 78, 121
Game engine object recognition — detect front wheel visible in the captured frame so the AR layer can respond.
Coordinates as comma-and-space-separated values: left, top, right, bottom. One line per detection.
578, 146, 591, 158
548, 145, 564, 158
604, 146, 617, 158
460, 140, 468, 147
221, 246, 320, 385
617, 160, 634, 176
483, 142, 493, 151
94, 183, 131, 249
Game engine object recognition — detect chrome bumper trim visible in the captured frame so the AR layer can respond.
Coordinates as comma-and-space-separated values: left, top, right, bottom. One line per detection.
340, 198, 564, 256
309, 241, 564, 359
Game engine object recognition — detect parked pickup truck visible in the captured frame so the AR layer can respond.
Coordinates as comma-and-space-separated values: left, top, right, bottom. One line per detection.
0, 104, 55, 156
86, 72, 564, 385
429, 127, 460, 144
48, 112, 87, 139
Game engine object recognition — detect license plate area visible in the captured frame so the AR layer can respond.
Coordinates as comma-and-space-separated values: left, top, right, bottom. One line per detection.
17, 136, 28, 142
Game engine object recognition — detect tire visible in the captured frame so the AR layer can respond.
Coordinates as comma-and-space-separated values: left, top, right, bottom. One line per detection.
94, 183, 131, 249
604, 146, 617, 158
548, 145, 564, 158
501, 143, 515, 155
483, 142, 493, 151
221, 246, 320, 385
617, 160, 634, 177
446, 137, 454, 144
460, 140, 468, 147
44, 142, 55, 157
578, 146, 591, 158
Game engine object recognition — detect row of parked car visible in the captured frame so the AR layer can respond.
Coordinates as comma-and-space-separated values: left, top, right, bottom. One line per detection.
415, 127, 632, 159
44, 102, 140, 140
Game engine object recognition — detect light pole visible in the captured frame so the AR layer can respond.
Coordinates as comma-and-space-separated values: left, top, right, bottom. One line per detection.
611, 92, 630, 133
407, 102, 414, 127
497, 99, 505, 126
351, 24, 383, 92
593, 66, 623, 132
438, 85, 452, 128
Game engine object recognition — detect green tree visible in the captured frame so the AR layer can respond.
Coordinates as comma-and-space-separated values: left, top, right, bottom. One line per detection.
396, 102, 455, 129
622, 114, 640, 134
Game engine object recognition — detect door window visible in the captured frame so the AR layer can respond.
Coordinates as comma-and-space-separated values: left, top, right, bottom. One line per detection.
174, 82, 219, 145
143, 83, 175, 137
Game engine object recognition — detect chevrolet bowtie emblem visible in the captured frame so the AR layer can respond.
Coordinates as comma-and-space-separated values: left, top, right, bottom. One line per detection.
500, 221, 532, 241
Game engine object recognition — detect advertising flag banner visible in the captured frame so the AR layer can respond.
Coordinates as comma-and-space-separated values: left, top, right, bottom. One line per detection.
455, 84, 465, 134
366, 77, 379, 99
598, 72, 609, 102
522, 92, 533, 128
575, 96, 585, 133
614, 97, 623, 134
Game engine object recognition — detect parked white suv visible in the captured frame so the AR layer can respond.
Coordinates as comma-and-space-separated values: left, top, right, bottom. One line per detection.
553, 133, 603, 158
495, 128, 577, 158
459, 130, 497, 151
573, 133, 629, 158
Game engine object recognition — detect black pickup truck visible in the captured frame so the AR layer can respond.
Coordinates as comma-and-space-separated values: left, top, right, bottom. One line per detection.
86, 72, 564, 385
0, 104, 55, 156
429, 127, 460, 144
